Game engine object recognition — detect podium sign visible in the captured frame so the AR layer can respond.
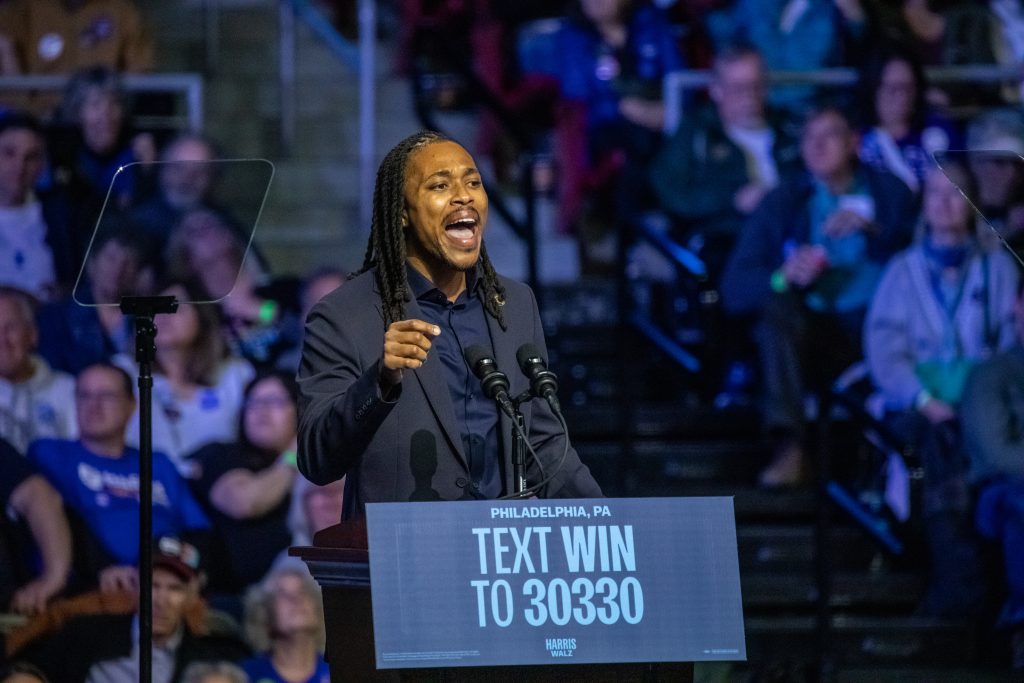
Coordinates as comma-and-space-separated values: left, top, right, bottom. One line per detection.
366, 497, 745, 669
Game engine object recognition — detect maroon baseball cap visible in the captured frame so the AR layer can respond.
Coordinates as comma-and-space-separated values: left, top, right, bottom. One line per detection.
153, 537, 201, 581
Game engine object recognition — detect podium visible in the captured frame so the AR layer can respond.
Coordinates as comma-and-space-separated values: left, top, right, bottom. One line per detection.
292, 520, 694, 682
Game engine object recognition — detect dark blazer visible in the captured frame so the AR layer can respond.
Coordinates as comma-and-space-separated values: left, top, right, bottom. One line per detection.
297, 268, 603, 516
650, 104, 802, 237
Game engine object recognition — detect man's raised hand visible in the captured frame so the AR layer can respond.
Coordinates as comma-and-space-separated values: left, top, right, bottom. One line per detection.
381, 319, 441, 388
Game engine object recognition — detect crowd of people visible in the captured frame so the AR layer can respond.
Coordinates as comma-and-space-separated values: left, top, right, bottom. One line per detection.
0, 2, 339, 670
1, 0, 1024, 678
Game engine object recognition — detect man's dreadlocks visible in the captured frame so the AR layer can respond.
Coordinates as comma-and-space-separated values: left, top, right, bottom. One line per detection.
356, 130, 507, 329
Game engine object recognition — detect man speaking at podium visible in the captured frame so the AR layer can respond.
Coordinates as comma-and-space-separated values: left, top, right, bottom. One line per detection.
296, 131, 602, 517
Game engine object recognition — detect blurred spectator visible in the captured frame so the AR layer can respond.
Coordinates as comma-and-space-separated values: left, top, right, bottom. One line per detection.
0, 0, 153, 77
187, 371, 300, 601
0, 436, 71, 616
53, 66, 156, 201
166, 209, 255, 303
866, 0, 999, 106
659, 0, 721, 69
128, 134, 220, 269
857, 47, 957, 194
867, 1, 995, 67
45, 66, 157, 263
286, 476, 345, 550
0, 112, 75, 300
166, 209, 288, 369
722, 105, 916, 486
298, 268, 345, 320
270, 474, 344, 580
990, 0, 1024, 102
397, 0, 572, 176
866, 163, 1018, 618
242, 566, 329, 683
26, 363, 211, 589
35, 226, 142, 375
559, 0, 682, 134
180, 662, 249, 683
0, 286, 78, 454
553, 0, 684, 262
963, 284, 1024, 666
275, 267, 345, 373
650, 45, 800, 280
964, 108, 1024, 250
707, 0, 868, 115
116, 282, 256, 471
8, 537, 249, 683
0, 663, 49, 683
398, 0, 572, 79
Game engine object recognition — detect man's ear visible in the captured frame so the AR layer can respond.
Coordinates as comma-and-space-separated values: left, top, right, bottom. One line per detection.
186, 572, 205, 599
848, 130, 862, 157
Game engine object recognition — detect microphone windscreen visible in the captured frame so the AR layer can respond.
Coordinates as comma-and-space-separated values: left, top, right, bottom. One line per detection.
464, 344, 490, 372
516, 343, 544, 370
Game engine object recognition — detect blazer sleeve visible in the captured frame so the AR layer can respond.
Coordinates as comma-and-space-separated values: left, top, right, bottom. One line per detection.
522, 287, 604, 499
296, 296, 399, 485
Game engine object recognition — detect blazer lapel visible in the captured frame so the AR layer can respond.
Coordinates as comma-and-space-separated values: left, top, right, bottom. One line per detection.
404, 296, 470, 471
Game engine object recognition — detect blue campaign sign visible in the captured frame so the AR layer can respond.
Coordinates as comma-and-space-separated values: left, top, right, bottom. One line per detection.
365, 497, 745, 669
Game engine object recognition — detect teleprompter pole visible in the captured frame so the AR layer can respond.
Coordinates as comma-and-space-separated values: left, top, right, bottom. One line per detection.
120, 295, 178, 683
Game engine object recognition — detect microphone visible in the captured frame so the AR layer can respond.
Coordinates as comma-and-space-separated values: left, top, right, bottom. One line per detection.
516, 343, 561, 414
464, 345, 514, 416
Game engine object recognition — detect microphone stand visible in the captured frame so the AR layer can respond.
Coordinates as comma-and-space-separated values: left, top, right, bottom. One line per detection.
510, 390, 533, 496
119, 295, 178, 683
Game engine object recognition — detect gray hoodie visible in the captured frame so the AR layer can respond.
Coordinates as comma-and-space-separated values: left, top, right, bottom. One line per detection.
865, 244, 1019, 410
0, 355, 77, 454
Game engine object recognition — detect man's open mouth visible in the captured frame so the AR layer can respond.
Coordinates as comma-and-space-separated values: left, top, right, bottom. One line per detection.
444, 209, 480, 243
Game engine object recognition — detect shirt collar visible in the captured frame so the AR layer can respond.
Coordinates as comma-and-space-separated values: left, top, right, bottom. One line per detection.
131, 614, 184, 653
811, 165, 867, 199
405, 263, 480, 302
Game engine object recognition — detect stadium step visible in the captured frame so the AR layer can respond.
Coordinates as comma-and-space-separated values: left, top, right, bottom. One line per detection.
744, 615, 980, 669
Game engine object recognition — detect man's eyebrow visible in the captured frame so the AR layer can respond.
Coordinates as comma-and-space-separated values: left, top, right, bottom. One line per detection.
425, 167, 480, 180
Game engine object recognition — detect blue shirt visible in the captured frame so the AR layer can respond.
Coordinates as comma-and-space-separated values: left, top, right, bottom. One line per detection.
407, 265, 502, 498
803, 172, 883, 313
556, 5, 683, 131
27, 438, 210, 564
242, 654, 330, 683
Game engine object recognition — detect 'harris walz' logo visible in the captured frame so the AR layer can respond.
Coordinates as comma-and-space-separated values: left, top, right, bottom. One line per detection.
545, 638, 576, 658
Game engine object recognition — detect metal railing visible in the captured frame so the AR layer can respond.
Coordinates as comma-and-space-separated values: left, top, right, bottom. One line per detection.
627, 216, 711, 373
0, 72, 205, 132
279, 0, 375, 231
664, 62, 1024, 133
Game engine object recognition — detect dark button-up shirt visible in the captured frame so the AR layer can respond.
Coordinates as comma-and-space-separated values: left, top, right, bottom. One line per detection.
407, 265, 502, 498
